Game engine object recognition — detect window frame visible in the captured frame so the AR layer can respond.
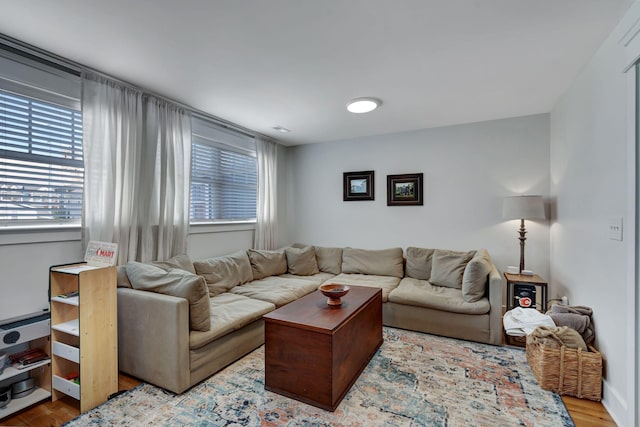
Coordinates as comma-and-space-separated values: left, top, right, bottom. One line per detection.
0, 84, 83, 228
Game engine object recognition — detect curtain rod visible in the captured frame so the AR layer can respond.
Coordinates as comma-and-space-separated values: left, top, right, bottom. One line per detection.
0, 33, 266, 141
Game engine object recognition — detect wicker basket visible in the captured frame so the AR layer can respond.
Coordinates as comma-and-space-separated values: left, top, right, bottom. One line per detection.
526, 337, 602, 401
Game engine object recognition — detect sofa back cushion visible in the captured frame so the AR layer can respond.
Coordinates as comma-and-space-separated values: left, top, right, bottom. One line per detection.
125, 262, 211, 332
116, 253, 196, 288
430, 249, 475, 289
285, 246, 319, 276
461, 249, 492, 302
314, 246, 343, 274
342, 247, 404, 278
248, 249, 288, 280
405, 247, 435, 280
116, 265, 132, 288
193, 250, 254, 297
152, 253, 196, 274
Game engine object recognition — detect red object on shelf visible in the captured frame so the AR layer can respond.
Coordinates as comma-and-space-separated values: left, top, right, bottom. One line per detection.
63, 372, 79, 381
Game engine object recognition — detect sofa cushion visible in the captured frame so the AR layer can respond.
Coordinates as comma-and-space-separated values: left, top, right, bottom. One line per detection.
388, 277, 490, 315
116, 265, 132, 288
323, 273, 401, 302
342, 247, 404, 278
194, 253, 251, 297
405, 247, 435, 280
152, 253, 196, 274
279, 272, 335, 286
462, 249, 492, 303
248, 249, 288, 280
285, 246, 319, 276
430, 249, 475, 289
116, 253, 195, 288
189, 293, 275, 350
125, 262, 211, 332
314, 246, 343, 275
228, 275, 319, 307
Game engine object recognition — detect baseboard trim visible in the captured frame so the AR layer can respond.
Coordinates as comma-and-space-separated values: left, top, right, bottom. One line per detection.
602, 379, 627, 427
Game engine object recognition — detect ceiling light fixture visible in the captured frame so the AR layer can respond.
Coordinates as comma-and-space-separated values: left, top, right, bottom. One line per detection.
272, 126, 291, 133
346, 97, 381, 114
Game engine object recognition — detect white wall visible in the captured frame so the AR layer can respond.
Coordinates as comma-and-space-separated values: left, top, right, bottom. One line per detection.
187, 225, 254, 260
550, 4, 636, 425
286, 114, 551, 281
0, 230, 84, 323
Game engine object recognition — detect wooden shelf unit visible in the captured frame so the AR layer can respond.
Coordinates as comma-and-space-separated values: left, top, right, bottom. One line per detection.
49, 263, 117, 413
0, 313, 52, 421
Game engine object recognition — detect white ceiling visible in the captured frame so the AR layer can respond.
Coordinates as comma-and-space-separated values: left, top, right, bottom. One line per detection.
0, 0, 633, 145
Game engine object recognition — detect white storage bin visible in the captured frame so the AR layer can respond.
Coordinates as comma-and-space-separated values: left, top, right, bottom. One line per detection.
52, 341, 79, 364
53, 375, 80, 400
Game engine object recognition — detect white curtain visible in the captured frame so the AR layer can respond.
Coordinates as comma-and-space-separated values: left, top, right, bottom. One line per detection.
140, 99, 191, 261
82, 75, 143, 264
82, 74, 191, 263
254, 136, 278, 250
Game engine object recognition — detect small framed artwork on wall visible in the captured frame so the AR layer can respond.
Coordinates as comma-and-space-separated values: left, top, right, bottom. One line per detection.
387, 173, 424, 206
343, 170, 375, 201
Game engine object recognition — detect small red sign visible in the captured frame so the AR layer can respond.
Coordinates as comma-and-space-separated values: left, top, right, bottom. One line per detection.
519, 297, 532, 308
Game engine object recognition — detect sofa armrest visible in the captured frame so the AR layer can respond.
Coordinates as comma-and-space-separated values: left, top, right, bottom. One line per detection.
487, 264, 504, 345
117, 288, 191, 393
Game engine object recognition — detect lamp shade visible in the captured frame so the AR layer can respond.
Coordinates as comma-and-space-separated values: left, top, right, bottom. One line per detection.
502, 195, 545, 220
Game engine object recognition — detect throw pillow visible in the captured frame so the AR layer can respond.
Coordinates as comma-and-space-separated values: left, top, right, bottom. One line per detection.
342, 247, 404, 278
314, 246, 343, 274
462, 249, 492, 302
193, 255, 244, 297
247, 249, 287, 280
116, 265, 132, 288
405, 247, 435, 280
228, 250, 254, 284
125, 262, 211, 332
430, 249, 475, 289
152, 253, 196, 274
285, 246, 319, 276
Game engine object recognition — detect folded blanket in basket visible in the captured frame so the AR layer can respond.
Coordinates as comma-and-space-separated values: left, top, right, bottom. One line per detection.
503, 307, 556, 336
529, 325, 587, 351
582, 327, 595, 345
547, 312, 589, 334
547, 304, 592, 316
546, 304, 595, 345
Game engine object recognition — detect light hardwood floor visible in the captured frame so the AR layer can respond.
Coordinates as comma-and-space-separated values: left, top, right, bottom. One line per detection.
562, 396, 617, 427
0, 373, 617, 427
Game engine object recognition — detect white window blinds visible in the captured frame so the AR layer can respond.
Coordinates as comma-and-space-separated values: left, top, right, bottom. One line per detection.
190, 117, 257, 222
0, 53, 83, 225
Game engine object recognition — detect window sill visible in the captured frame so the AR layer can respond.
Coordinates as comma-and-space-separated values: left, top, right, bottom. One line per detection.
189, 221, 256, 234
0, 221, 256, 245
0, 224, 82, 245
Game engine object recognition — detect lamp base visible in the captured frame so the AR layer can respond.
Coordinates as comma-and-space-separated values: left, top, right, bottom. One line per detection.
518, 218, 527, 274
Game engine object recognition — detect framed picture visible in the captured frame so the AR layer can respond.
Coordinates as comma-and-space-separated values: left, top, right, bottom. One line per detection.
387, 173, 424, 206
343, 170, 374, 201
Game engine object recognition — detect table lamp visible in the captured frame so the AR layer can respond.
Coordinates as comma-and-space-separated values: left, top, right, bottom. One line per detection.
502, 195, 545, 273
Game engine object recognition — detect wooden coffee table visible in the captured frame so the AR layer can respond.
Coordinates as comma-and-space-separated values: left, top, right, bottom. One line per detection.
263, 285, 383, 411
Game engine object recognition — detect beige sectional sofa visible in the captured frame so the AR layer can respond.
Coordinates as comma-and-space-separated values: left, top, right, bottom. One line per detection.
116, 245, 503, 393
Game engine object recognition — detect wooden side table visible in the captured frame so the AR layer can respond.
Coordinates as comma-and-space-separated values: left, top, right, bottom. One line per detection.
504, 272, 548, 313
504, 272, 548, 347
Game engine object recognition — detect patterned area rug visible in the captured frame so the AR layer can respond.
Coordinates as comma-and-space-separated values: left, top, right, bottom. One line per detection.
64, 328, 573, 426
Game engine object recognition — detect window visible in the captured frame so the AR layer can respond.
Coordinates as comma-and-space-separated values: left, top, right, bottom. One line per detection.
0, 51, 83, 226
1, 90, 83, 224
190, 117, 257, 222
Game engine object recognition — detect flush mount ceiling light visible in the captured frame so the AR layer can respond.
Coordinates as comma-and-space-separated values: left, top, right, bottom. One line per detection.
272, 125, 291, 133
346, 97, 381, 114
